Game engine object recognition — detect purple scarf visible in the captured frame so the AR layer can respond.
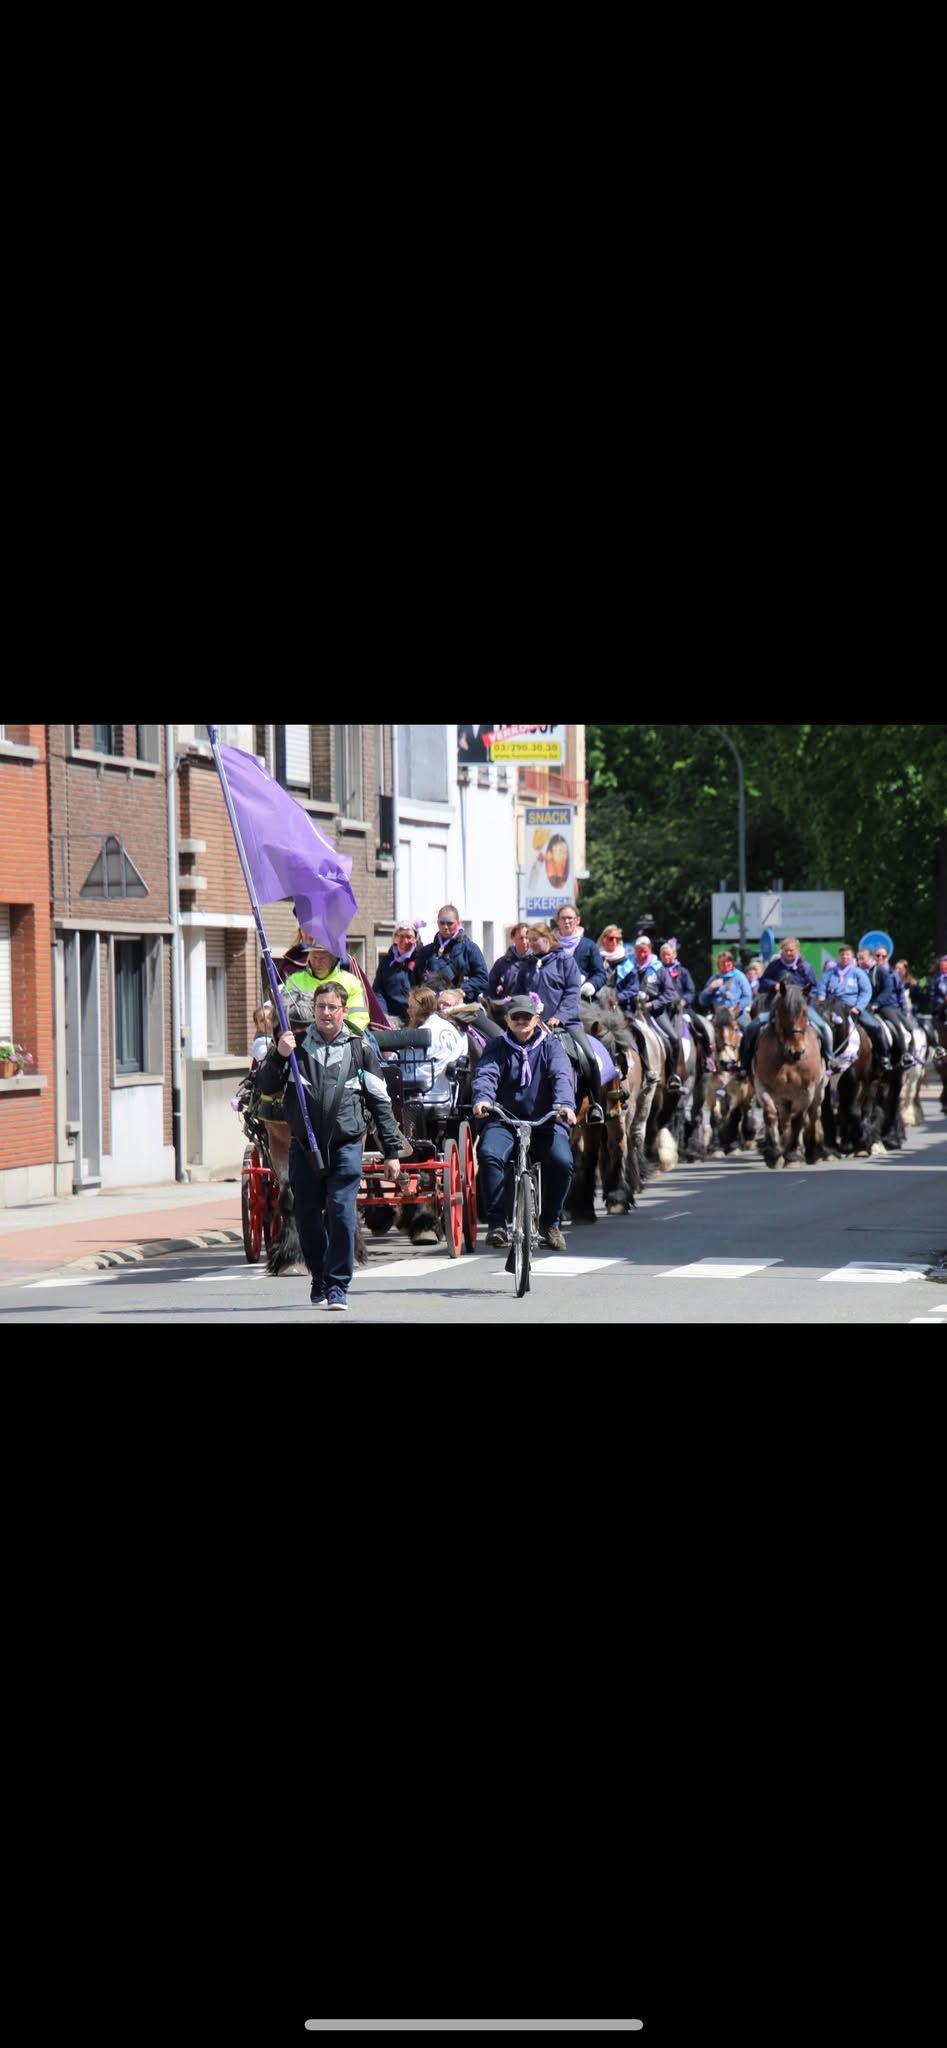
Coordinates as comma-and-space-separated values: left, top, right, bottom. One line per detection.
556, 928, 584, 955
391, 941, 417, 965
503, 1027, 539, 1091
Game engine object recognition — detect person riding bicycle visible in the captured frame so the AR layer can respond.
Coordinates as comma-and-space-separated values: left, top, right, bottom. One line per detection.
736, 936, 839, 1081
629, 936, 683, 1093
472, 991, 576, 1254
502, 923, 605, 1124
815, 944, 891, 1072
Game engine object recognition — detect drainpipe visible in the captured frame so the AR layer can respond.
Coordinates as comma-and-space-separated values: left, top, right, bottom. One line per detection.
390, 722, 400, 922
165, 724, 187, 1180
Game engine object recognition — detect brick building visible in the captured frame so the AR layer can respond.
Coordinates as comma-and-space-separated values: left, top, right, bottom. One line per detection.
47, 723, 174, 1191
0, 724, 55, 1204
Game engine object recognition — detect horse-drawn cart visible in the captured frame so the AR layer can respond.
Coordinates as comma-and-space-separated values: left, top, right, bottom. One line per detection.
358, 1039, 478, 1256
236, 1077, 283, 1263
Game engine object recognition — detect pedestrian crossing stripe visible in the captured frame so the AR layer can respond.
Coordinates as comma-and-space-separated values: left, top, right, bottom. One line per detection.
819, 1262, 932, 1283
654, 1258, 782, 1280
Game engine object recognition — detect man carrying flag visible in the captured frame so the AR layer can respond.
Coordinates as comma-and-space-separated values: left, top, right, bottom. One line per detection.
207, 728, 366, 1178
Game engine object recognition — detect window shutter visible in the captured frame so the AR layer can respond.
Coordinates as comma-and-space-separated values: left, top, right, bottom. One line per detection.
0, 906, 11, 1035
205, 930, 227, 1051
284, 725, 311, 787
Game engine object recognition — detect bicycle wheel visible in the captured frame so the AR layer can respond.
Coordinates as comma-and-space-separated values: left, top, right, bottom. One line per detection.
513, 1170, 533, 1296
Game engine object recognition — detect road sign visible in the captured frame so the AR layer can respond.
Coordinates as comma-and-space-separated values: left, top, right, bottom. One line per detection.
711, 890, 845, 941
859, 928, 894, 956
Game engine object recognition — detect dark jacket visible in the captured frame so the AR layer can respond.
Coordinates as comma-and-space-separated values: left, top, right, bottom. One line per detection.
871, 962, 908, 1015
759, 954, 817, 1000
505, 949, 583, 1026
663, 958, 695, 1005
931, 969, 947, 1018
417, 929, 489, 1001
256, 1027, 402, 1158
473, 1028, 576, 1119
635, 957, 678, 1019
373, 946, 422, 1018
559, 934, 607, 994
487, 945, 528, 1001
612, 955, 640, 1012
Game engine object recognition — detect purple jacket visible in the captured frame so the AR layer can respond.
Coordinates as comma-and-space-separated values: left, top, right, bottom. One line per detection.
504, 949, 583, 1026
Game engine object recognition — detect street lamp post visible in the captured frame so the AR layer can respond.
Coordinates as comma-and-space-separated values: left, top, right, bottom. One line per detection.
710, 726, 746, 956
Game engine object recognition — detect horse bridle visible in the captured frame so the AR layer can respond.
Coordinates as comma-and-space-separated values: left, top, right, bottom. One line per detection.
773, 993, 809, 1062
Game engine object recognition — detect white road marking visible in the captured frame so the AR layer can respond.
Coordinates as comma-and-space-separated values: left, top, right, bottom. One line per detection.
520, 1256, 621, 1278
359, 1255, 476, 1279
819, 1263, 932, 1284
26, 1274, 104, 1288
655, 1257, 782, 1280
644, 1210, 692, 1220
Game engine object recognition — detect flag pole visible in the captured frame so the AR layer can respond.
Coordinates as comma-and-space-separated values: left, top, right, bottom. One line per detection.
207, 724, 323, 1165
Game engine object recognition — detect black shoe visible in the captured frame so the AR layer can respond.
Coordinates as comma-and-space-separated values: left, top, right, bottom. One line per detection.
642, 1069, 657, 1086
310, 1279, 327, 1307
879, 1057, 893, 1073
666, 1074, 683, 1094
587, 1103, 605, 1124
486, 1227, 510, 1249
900, 1051, 916, 1069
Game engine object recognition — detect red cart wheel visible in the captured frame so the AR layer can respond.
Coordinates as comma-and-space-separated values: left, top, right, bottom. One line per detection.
262, 1166, 281, 1249
241, 1143, 264, 1262
442, 1138, 464, 1257
458, 1120, 477, 1251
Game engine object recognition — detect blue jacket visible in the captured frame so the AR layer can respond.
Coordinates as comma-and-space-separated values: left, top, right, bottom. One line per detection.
634, 957, 677, 1019
558, 934, 607, 994
759, 955, 817, 999
662, 959, 696, 1006
417, 929, 489, 1001
472, 1028, 576, 1119
487, 945, 527, 1001
931, 969, 947, 1017
816, 962, 872, 1010
871, 962, 908, 1015
505, 948, 583, 1026
613, 955, 640, 1012
699, 967, 753, 1021
373, 946, 422, 1017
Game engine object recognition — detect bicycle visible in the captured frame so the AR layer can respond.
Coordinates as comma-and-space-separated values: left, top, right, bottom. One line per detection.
479, 1104, 569, 1297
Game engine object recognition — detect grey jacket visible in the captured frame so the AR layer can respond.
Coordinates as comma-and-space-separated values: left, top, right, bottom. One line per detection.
257, 1026, 402, 1157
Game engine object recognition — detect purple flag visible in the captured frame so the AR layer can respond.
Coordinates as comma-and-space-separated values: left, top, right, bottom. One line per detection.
219, 745, 358, 958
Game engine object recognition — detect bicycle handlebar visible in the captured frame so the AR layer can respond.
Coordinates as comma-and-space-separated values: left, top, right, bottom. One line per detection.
481, 1105, 565, 1128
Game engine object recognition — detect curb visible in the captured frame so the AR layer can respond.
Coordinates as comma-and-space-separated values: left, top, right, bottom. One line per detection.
66, 1229, 245, 1274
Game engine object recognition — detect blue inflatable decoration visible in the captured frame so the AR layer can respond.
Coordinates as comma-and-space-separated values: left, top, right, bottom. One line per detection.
859, 928, 894, 956
759, 926, 776, 963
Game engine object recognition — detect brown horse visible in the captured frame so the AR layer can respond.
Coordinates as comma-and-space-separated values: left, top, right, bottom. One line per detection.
710, 1006, 758, 1155
753, 982, 828, 1167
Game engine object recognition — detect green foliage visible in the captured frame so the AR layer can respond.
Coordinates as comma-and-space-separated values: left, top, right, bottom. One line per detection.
583, 725, 947, 980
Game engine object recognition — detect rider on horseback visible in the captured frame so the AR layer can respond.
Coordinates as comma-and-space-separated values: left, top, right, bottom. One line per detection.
630, 936, 683, 1093
699, 950, 753, 1024
660, 938, 716, 1073
815, 944, 891, 1072
868, 946, 918, 1068
931, 956, 947, 1026
735, 937, 839, 1082
598, 928, 657, 1086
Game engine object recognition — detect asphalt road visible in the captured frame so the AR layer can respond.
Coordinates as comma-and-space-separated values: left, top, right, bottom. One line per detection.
3, 1100, 945, 1325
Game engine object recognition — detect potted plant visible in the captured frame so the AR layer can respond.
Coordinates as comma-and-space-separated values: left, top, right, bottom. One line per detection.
0, 1040, 35, 1078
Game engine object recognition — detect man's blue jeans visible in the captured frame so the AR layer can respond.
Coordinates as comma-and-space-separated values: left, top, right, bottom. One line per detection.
288, 1137, 363, 1291
477, 1120, 574, 1229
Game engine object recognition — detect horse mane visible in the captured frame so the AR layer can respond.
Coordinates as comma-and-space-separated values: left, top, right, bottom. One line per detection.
580, 997, 632, 1055
774, 981, 808, 1025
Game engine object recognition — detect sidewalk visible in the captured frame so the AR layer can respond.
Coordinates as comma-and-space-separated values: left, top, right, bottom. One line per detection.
0, 1177, 244, 1285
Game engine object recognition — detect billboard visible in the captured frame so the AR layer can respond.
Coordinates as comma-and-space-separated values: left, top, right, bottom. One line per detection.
457, 723, 565, 764
525, 806, 574, 916
711, 889, 845, 942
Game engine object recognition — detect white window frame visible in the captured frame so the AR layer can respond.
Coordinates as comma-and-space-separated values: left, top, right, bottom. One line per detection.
336, 726, 363, 819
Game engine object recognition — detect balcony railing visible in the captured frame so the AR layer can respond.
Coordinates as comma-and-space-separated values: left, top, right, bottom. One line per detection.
517, 768, 588, 804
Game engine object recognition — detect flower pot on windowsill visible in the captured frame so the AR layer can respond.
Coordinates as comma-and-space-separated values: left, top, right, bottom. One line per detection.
0, 1060, 16, 1078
